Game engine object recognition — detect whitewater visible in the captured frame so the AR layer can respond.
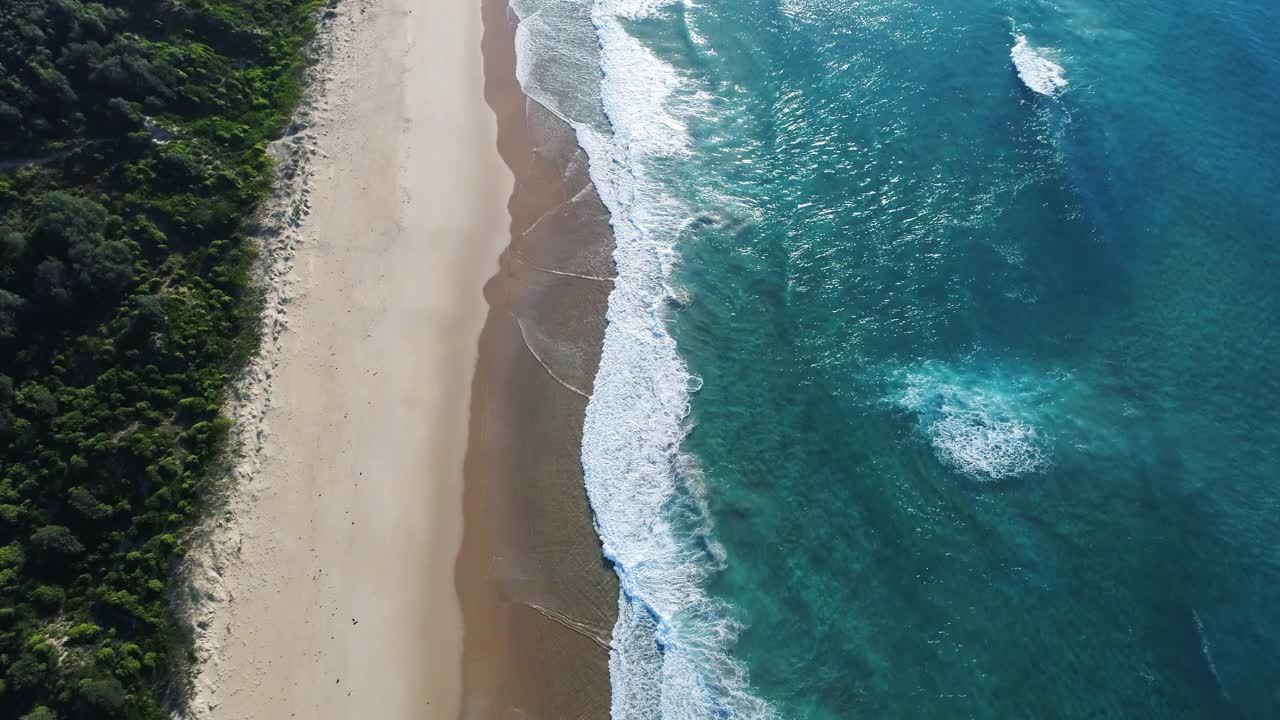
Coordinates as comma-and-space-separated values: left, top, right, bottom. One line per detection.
509, 0, 1280, 716
1011, 33, 1068, 96
510, 0, 772, 716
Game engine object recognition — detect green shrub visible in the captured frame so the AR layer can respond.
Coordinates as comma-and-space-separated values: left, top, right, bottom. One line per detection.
29, 526, 85, 555
0, 542, 24, 567
66, 623, 101, 643
28, 585, 66, 608
79, 676, 127, 716
0, 0, 324, 715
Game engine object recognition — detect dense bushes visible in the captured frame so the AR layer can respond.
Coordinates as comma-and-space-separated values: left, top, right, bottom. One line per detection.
0, 0, 323, 716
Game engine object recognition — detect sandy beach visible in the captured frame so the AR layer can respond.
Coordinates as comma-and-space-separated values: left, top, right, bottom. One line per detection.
454, 0, 618, 716
181, 0, 513, 716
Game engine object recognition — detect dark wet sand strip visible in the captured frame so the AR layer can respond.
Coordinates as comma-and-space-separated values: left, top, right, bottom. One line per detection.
456, 0, 619, 716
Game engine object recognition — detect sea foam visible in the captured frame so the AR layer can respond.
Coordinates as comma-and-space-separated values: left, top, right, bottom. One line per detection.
510, 0, 772, 716
1012, 34, 1068, 96
894, 362, 1054, 481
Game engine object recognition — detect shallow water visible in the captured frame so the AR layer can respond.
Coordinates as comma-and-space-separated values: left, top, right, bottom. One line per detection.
511, 0, 1280, 715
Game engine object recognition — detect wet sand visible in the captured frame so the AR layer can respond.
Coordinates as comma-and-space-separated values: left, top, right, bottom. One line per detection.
455, 0, 619, 716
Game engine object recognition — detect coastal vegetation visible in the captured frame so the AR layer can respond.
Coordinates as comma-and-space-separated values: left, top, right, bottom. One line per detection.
0, 0, 323, 716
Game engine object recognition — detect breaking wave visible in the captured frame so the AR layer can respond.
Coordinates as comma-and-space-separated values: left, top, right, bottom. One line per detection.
509, 0, 772, 716
893, 362, 1056, 481
1012, 33, 1068, 96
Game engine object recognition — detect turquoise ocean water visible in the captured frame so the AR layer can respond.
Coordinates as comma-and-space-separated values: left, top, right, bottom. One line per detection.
510, 0, 1280, 716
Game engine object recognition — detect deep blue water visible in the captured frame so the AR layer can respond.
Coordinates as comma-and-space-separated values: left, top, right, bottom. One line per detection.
512, 0, 1280, 716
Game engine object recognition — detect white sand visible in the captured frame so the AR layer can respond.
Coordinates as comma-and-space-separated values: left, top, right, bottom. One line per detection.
178, 0, 512, 716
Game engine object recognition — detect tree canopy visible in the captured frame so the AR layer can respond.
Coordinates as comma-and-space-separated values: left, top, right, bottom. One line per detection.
0, 0, 325, 716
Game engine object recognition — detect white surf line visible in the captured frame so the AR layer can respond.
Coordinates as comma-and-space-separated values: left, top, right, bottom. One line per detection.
512, 253, 613, 282
520, 600, 611, 651
510, 312, 593, 399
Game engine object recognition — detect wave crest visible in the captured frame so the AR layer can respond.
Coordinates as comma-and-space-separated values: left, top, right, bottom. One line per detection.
508, 0, 774, 715
1011, 34, 1068, 96
894, 362, 1055, 481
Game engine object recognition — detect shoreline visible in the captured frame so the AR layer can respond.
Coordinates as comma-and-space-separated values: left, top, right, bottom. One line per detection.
178, 0, 513, 716
455, 0, 619, 715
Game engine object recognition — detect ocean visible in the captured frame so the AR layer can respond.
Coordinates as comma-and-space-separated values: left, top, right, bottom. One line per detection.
510, 0, 1280, 716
